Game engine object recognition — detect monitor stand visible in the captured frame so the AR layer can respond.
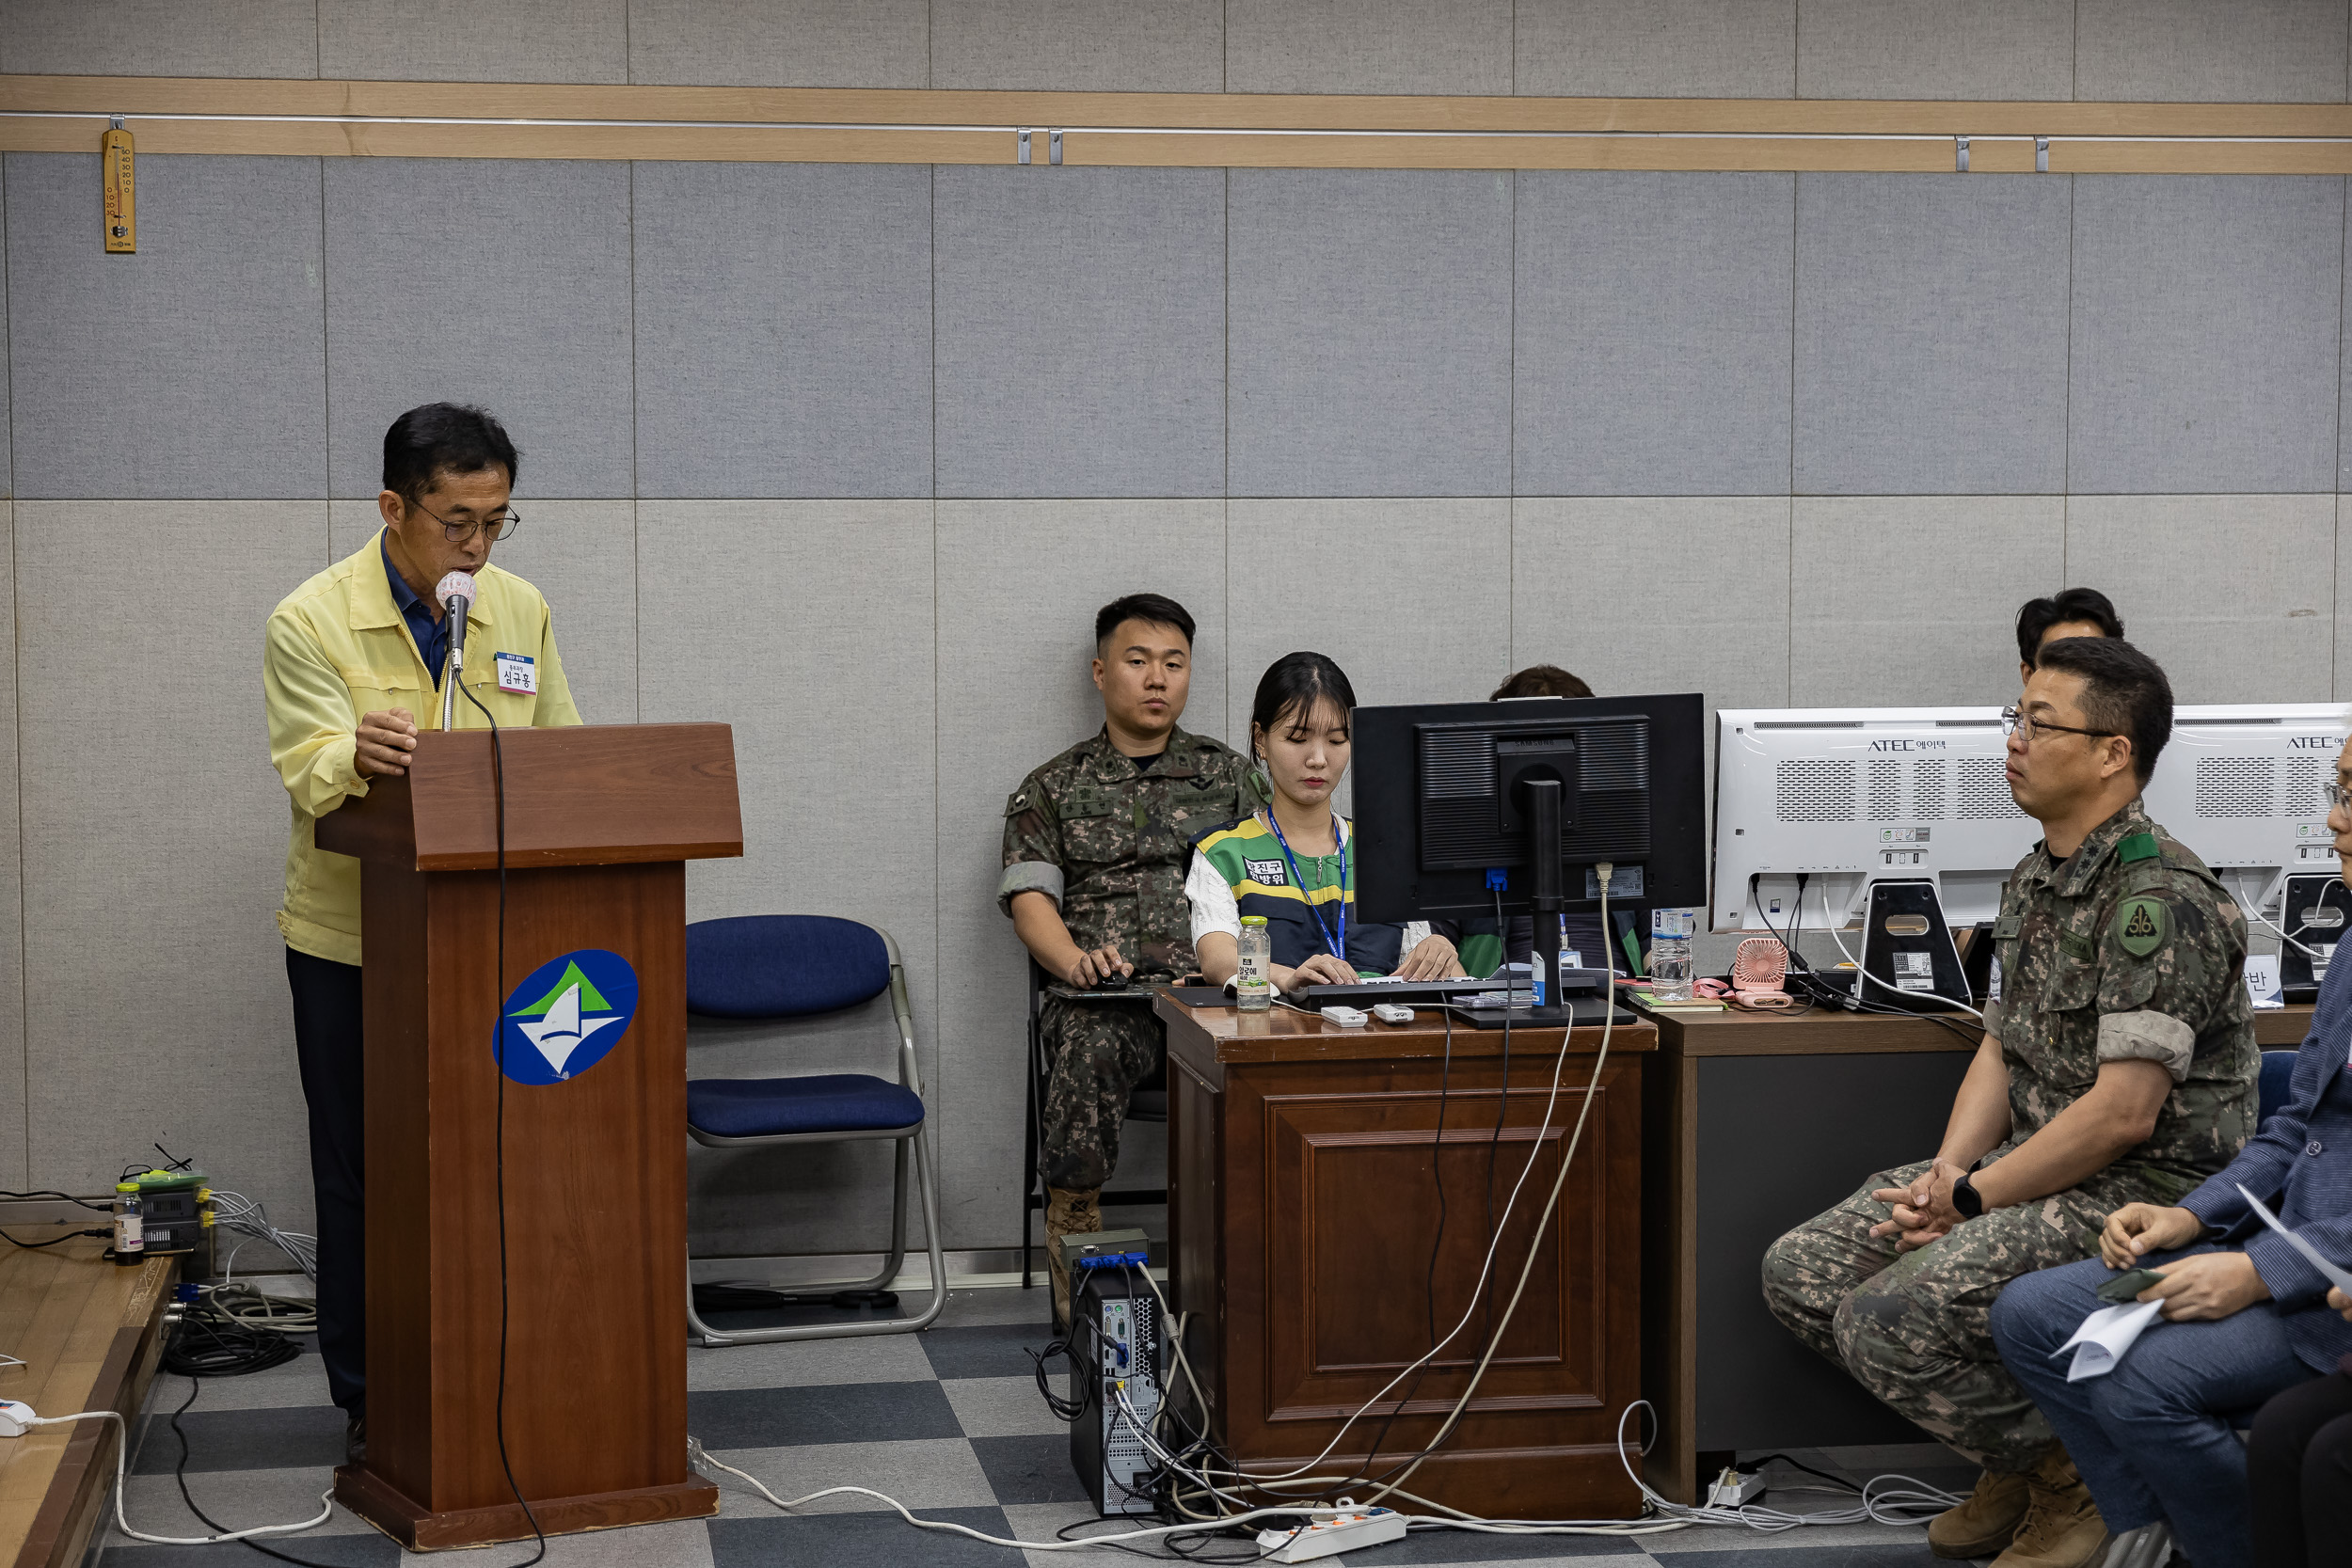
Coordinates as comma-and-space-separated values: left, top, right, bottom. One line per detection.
1459, 776, 1583, 1029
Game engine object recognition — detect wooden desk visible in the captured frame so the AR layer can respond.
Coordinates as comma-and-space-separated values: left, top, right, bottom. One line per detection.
0, 1236, 174, 1568
1641, 999, 2317, 1505
1157, 992, 1655, 1519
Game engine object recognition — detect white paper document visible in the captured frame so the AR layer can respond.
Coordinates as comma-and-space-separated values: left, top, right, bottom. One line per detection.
2052, 1298, 2166, 1382
2236, 1183, 2352, 1295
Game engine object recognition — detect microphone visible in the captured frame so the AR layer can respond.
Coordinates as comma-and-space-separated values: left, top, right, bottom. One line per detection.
435, 570, 477, 732
436, 570, 477, 671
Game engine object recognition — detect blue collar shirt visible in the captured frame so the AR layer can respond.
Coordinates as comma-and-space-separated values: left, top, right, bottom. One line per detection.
381, 533, 450, 689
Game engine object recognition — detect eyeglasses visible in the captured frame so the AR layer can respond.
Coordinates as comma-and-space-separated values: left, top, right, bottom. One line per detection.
2328, 781, 2352, 812
410, 499, 521, 545
2000, 705, 2119, 746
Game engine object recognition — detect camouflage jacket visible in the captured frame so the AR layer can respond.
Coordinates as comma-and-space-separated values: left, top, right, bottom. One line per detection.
1983, 798, 2258, 1199
998, 725, 1250, 980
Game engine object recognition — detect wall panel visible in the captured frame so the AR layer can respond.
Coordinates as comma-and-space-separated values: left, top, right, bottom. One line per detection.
6, 152, 326, 499
2069, 176, 2344, 495
1512, 498, 1793, 713
1796, 174, 2072, 496
19, 501, 328, 1214
0, 504, 21, 1186
932, 499, 1227, 1248
636, 499, 936, 1252
1790, 496, 2064, 706
1229, 171, 1512, 498
625, 0, 930, 89
935, 168, 1225, 499
0, 0, 321, 79
0, 157, 9, 496
632, 163, 932, 499
2074, 0, 2351, 103
1224, 0, 1512, 97
316, 0, 627, 85
1517, 171, 1793, 497
2069, 494, 2337, 703
1513, 0, 1796, 98
1795, 0, 2076, 101
929, 0, 1224, 92
1224, 499, 1512, 752
324, 159, 634, 499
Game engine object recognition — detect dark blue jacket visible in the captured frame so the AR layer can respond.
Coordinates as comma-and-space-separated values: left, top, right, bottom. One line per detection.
2180, 946, 2352, 1374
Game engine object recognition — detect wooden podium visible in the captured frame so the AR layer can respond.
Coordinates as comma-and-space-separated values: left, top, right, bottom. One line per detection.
315, 723, 742, 1550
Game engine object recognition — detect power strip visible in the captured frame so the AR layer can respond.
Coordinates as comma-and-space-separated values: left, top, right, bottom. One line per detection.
1256, 1505, 1407, 1561
1707, 1466, 1768, 1507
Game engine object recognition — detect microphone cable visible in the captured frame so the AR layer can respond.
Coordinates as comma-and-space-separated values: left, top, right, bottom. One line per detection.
457, 672, 548, 1566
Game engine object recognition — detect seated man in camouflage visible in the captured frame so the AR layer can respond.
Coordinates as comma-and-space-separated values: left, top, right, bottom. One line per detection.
1761, 637, 2257, 1568
1000, 594, 1248, 1326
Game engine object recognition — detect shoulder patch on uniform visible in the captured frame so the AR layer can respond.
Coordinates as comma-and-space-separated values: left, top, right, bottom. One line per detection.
1006, 789, 1029, 815
2117, 832, 2160, 863
1243, 856, 1289, 887
2115, 894, 2169, 958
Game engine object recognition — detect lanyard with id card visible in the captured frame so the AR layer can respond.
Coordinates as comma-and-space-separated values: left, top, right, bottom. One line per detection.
495, 652, 537, 695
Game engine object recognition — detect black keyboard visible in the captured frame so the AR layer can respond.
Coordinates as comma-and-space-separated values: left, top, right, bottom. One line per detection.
1296, 971, 1610, 1009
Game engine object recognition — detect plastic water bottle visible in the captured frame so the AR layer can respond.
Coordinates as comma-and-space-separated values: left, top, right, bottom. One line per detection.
113, 1181, 144, 1258
1236, 916, 1272, 1011
1648, 907, 1697, 1002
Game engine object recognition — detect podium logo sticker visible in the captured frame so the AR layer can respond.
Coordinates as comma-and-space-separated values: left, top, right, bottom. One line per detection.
500, 949, 638, 1085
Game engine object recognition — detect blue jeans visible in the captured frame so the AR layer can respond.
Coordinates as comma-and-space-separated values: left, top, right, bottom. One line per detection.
1990, 1250, 2312, 1568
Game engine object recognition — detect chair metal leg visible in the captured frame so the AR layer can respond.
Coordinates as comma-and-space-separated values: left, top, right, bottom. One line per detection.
686, 1127, 947, 1345
1022, 1046, 1042, 1290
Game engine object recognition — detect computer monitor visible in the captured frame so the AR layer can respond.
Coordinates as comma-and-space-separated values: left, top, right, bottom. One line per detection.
1711, 706, 2027, 936
1711, 702, 2351, 939
1354, 694, 1708, 1016
2138, 704, 2347, 917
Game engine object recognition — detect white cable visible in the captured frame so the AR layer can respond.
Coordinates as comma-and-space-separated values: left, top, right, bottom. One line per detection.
1200, 879, 1617, 1490
18, 1409, 334, 1545
2244, 900, 2328, 959
691, 1438, 1342, 1550
207, 1191, 319, 1281
1820, 888, 1985, 1020
1361, 870, 1622, 1504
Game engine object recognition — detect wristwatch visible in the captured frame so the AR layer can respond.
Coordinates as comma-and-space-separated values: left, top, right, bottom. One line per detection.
1951, 1173, 1985, 1220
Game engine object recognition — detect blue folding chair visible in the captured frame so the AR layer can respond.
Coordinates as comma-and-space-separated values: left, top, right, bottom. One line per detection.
683, 914, 946, 1345
2258, 1049, 2297, 1130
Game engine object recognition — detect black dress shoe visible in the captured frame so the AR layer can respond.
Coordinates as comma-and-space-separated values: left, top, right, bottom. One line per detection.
345, 1415, 366, 1465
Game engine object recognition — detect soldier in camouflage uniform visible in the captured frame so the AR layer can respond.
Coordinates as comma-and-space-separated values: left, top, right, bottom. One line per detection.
999, 594, 1248, 1325
1761, 637, 2255, 1568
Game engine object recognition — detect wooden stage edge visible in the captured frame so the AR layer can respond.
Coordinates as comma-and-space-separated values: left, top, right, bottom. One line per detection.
0, 1237, 175, 1568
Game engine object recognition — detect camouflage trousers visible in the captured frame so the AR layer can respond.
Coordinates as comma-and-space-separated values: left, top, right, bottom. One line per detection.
1038, 996, 1165, 1192
1760, 1156, 2119, 1472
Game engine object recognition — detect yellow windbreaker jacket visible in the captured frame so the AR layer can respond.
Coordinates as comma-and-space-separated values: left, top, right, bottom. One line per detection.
265, 531, 582, 964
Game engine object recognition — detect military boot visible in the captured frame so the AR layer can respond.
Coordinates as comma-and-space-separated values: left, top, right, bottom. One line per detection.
1992, 1444, 2109, 1568
1044, 1186, 1102, 1332
1930, 1467, 2032, 1559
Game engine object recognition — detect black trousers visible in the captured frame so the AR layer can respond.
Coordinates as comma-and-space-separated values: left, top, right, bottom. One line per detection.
2249, 1368, 2352, 1568
286, 946, 366, 1417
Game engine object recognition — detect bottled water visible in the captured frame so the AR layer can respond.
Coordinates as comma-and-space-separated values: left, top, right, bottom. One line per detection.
1648, 907, 1697, 1002
1236, 916, 1272, 1011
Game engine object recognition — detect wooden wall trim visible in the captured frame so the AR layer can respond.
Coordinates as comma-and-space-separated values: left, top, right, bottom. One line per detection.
4, 75, 2350, 172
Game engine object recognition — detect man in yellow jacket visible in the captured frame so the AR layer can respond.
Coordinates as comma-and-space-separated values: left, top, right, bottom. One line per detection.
263, 404, 580, 1458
